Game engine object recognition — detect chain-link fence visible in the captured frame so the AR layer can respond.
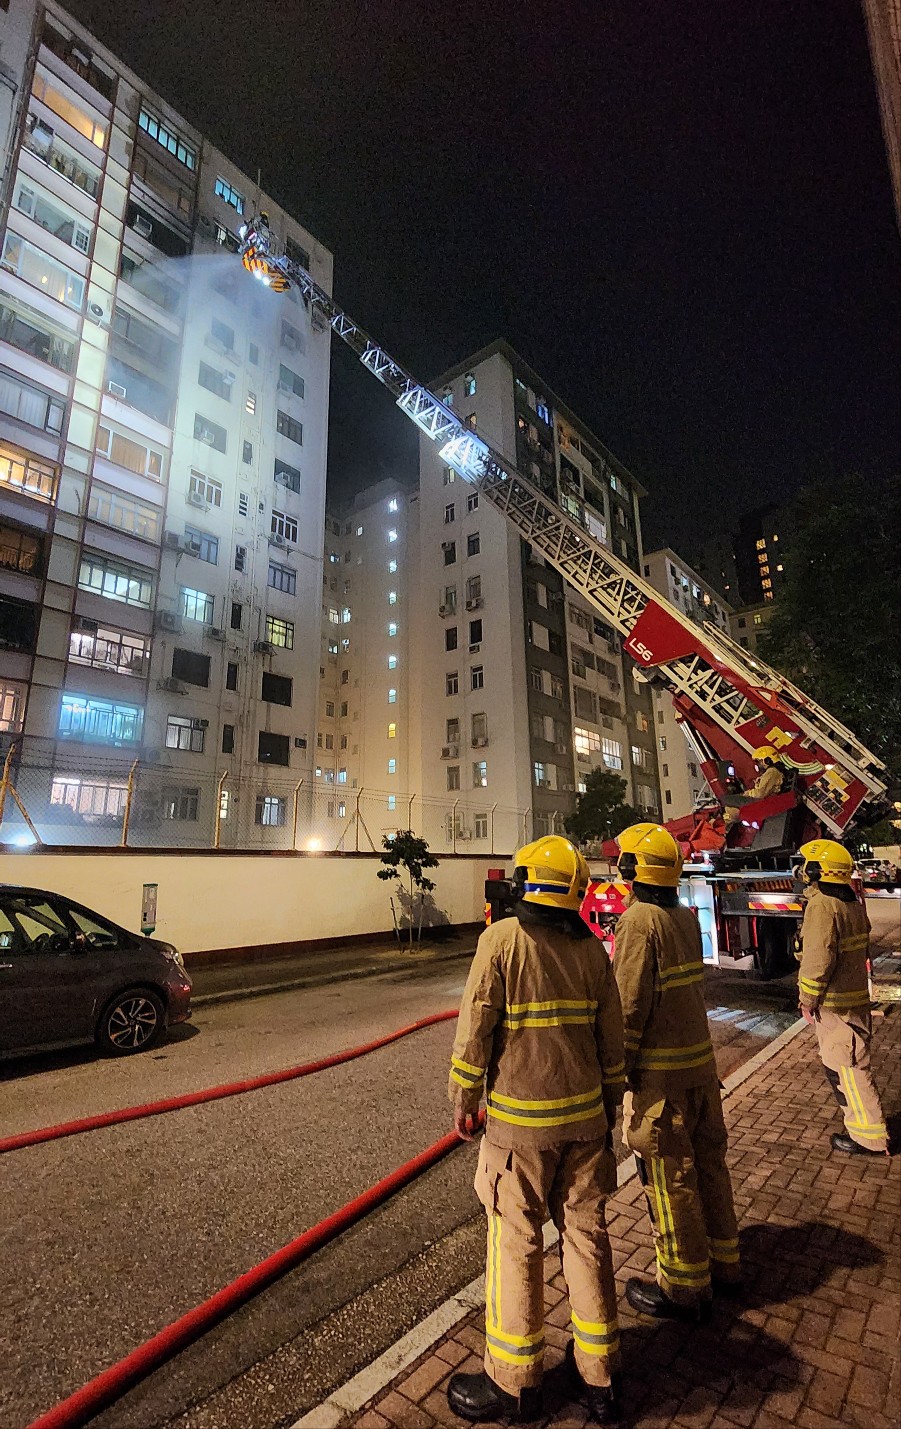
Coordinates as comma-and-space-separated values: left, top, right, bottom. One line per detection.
0, 755, 573, 855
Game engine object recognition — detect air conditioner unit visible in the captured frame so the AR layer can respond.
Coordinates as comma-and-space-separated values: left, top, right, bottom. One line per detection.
270, 532, 287, 547
438, 604, 452, 617
204, 626, 225, 641
142, 747, 163, 764
88, 296, 109, 324
468, 642, 481, 654
133, 215, 153, 239
441, 744, 459, 759
472, 736, 489, 748
107, 380, 127, 398
155, 610, 182, 633
192, 718, 209, 729
254, 639, 273, 654
222, 371, 236, 386
555, 741, 568, 755
465, 597, 483, 611
158, 676, 186, 694
75, 616, 99, 633
187, 489, 207, 508
537, 778, 551, 789
456, 831, 471, 842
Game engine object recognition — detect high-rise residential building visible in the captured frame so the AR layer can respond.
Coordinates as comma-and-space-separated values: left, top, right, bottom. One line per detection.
862, 0, 901, 229
733, 502, 790, 607
730, 600, 776, 655
0, 1, 332, 846
641, 548, 732, 818
408, 341, 661, 850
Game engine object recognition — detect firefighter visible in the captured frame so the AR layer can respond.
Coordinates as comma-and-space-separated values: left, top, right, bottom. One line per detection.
613, 823, 741, 1320
796, 839, 889, 1155
724, 745, 786, 825
446, 836, 625, 1425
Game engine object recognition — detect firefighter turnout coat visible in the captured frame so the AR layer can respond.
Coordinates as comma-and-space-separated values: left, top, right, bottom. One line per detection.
449, 914, 625, 1392
613, 894, 741, 1304
798, 886, 888, 1152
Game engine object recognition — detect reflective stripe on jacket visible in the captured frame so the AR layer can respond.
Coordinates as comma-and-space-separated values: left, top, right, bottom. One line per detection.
613, 898, 716, 1092
798, 887, 870, 1014
449, 916, 625, 1149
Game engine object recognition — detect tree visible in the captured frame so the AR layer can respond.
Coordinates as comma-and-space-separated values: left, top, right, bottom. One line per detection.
565, 768, 642, 845
760, 472, 901, 836
377, 830, 439, 944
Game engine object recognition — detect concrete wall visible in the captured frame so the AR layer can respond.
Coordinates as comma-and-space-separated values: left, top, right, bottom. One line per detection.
0, 848, 502, 955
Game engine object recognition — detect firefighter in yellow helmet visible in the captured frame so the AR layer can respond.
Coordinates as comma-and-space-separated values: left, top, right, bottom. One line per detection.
447, 835, 625, 1424
613, 823, 741, 1319
796, 840, 889, 1155
748, 746, 786, 800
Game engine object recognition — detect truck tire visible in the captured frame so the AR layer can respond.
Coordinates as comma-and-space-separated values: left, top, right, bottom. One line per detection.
755, 919, 796, 981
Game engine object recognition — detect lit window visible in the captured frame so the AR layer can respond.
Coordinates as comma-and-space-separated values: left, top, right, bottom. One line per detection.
245, 392, 257, 415
387, 758, 397, 774
265, 615, 294, 648
471, 665, 484, 691
387, 795, 396, 811
388, 622, 398, 636
388, 688, 397, 703
443, 468, 455, 484
463, 373, 476, 396
387, 529, 398, 543
472, 760, 488, 787
467, 492, 479, 513
756, 538, 767, 550
602, 737, 623, 770
753, 613, 763, 625
180, 586, 213, 623
58, 694, 144, 746
255, 794, 286, 827
388, 559, 397, 573
388, 591, 397, 605
271, 510, 298, 543
388, 497, 399, 512
388, 654, 398, 669
138, 107, 197, 169
446, 671, 458, 695
341, 607, 351, 623
387, 722, 397, 738
215, 176, 245, 213
328, 607, 339, 624
166, 714, 205, 753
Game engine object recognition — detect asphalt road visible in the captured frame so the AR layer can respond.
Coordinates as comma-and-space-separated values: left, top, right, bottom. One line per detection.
2, 900, 896, 1429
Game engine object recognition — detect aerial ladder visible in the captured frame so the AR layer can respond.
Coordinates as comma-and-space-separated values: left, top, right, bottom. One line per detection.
237, 218, 886, 971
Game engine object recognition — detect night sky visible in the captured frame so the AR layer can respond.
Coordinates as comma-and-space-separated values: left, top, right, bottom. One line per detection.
68, 0, 899, 554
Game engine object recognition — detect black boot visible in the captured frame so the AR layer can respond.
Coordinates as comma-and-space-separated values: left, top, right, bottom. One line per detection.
711, 1276, 744, 1300
564, 1341, 621, 1424
625, 1277, 711, 1322
831, 1132, 886, 1157
447, 1370, 543, 1423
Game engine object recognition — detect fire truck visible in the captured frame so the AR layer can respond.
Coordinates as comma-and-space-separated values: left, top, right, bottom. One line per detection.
236, 219, 887, 978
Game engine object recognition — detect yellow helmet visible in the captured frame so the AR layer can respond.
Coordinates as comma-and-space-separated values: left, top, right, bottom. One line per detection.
616, 822, 683, 888
798, 839, 855, 885
513, 836, 590, 911
753, 745, 779, 764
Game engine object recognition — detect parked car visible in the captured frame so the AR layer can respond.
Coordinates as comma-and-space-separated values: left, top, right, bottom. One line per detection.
0, 885, 192, 1059
857, 859, 896, 888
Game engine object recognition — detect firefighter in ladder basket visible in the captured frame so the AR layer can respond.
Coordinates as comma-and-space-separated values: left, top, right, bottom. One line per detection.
796, 839, 889, 1156
446, 836, 625, 1425
613, 823, 742, 1319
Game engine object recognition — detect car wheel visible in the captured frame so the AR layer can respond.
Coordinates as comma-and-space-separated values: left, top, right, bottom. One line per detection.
97, 988, 165, 1056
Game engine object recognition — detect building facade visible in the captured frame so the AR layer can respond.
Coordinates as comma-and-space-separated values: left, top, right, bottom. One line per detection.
0, 1, 332, 846
641, 547, 731, 818
409, 341, 661, 851
732, 502, 790, 607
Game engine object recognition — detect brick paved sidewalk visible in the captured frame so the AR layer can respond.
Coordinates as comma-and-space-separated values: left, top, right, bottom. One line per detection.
346, 1006, 900, 1429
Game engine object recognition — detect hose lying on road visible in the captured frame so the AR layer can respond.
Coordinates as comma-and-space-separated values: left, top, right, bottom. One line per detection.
26, 1113, 483, 1429
0, 1011, 459, 1156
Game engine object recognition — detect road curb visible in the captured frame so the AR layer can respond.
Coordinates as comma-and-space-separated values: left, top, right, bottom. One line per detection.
290, 1016, 809, 1428
190, 948, 476, 1008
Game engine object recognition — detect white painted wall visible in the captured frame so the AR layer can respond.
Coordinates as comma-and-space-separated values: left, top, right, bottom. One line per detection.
0, 849, 502, 955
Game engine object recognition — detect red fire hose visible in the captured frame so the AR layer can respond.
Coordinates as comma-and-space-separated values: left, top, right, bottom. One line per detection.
25, 1112, 483, 1429
0, 1010, 459, 1155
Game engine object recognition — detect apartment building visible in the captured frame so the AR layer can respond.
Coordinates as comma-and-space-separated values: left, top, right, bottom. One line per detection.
642, 548, 731, 818
731, 600, 776, 654
0, 1, 331, 845
409, 341, 661, 850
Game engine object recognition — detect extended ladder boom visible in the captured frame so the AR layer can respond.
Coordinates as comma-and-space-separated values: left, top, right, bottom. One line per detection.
238, 219, 886, 837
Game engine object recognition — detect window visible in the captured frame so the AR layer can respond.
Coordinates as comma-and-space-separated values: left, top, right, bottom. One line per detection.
281, 319, 302, 351
244, 392, 257, 416
285, 235, 311, 268
662, 763, 669, 778
171, 648, 211, 687
472, 760, 488, 787
258, 731, 290, 765
268, 562, 296, 595
447, 765, 460, 791
341, 606, 351, 623
68, 623, 148, 679
445, 626, 458, 652
387, 722, 397, 738
387, 590, 398, 606
443, 586, 457, 614
59, 693, 143, 746
446, 671, 458, 696
166, 714, 204, 753
388, 497, 399, 512
444, 503, 455, 524
271, 510, 298, 543
387, 528, 398, 543
0, 522, 42, 577
91, 429, 159, 487
229, 601, 242, 630
164, 787, 200, 821
635, 711, 650, 734
50, 776, 128, 820
387, 688, 398, 704
443, 467, 455, 484
471, 665, 484, 690
388, 654, 398, 670
0, 293, 75, 374
753, 613, 763, 626
574, 726, 601, 756
30, 70, 107, 146
220, 723, 235, 755
276, 410, 303, 445
234, 546, 246, 575
214, 175, 244, 212
469, 618, 483, 645
262, 672, 293, 706
198, 362, 232, 402
78, 552, 153, 608
658, 733, 668, 752
183, 526, 219, 564
138, 107, 197, 169
86, 485, 160, 543
278, 364, 305, 398
447, 717, 460, 744
0, 371, 65, 435
443, 541, 456, 566
226, 662, 238, 691
0, 679, 27, 733
387, 622, 398, 637
467, 492, 479, 513
387, 758, 397, 775
265, 615, 295, 649
466, 413, 477, 430
193, 413, 227, 452
467, 532, 481, 557
1, 233, 85, 309
386, 795, 396, 812
602, 737, 623, 770
388, 559, 398, 573
340, 700, 348, 715
533, 761, 546, 786
472, 712, 488, 743
530, 668, 544, 693
179, 586, 213, 623
274, 458, 301, 493
188, 471, 223, 508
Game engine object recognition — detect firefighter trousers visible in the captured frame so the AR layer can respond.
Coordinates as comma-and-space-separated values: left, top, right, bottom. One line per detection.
474, 1137, 619, 1393
624, 1080, 740, 1306
814, 1010, 888, 1152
